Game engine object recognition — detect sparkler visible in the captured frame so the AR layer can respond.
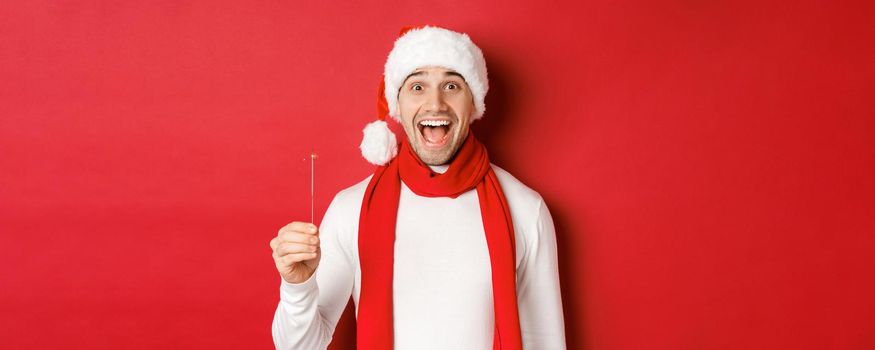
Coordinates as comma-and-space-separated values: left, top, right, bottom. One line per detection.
310, 150, 318, 224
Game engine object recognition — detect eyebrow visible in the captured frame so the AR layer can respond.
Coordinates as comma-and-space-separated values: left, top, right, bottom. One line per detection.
403, 70, 465, 85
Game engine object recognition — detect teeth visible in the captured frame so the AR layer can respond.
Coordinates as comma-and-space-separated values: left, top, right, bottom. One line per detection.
419, 120, 451, 127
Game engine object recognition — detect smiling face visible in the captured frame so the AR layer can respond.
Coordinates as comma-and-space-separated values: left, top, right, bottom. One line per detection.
397, 66, 476, 165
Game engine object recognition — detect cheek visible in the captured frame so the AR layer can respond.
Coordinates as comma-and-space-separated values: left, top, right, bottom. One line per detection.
399, 96, 421, 116
447, 95, 471, 111
451, 93, 475, 121
398, 99, 416, 126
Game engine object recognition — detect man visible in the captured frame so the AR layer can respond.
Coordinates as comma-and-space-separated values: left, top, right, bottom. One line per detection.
270, 25, 566, 349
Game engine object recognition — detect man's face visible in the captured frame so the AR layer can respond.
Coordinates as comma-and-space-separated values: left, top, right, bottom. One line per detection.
397, 66, 475, 165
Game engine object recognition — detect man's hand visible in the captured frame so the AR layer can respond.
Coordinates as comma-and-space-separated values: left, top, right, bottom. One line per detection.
270, 221, 321, 284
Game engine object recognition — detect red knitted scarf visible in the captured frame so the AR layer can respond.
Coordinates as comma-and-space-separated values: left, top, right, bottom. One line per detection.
356, 130, 522, 349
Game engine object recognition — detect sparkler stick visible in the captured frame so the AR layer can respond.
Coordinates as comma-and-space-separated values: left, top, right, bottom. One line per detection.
310, 150, 317, 224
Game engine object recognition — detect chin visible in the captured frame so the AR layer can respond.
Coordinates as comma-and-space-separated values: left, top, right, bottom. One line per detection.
416, 137, 459, 165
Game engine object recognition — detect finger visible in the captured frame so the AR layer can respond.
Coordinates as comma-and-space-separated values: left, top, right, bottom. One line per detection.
277, 242, 319, 257
279, 231, 320, 245
270, 237, 280, 251
280, 252, 319, 265
278, 221, 318, 236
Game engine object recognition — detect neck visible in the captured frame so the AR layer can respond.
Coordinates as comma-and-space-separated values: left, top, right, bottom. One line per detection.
428, 164, 450, 174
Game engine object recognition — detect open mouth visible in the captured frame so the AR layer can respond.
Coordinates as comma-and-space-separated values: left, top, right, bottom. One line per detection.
417, 118, 453, 148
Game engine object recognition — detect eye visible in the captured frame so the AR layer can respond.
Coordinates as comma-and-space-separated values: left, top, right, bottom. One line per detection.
411, 83, 423, 91
445, 82, 458, 90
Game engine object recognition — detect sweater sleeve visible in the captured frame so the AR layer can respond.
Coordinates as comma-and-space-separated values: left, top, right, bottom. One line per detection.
516, 197, 567, 349
271, 193, 355, 350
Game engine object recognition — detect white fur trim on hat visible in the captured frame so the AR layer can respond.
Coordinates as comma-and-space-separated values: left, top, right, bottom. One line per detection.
359, 120, 398, 166
384, 26, 489, 123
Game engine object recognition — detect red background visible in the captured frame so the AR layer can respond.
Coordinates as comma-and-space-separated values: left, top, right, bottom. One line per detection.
2, 1, 873, 349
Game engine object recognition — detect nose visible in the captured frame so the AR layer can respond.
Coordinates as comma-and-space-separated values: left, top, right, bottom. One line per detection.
423, 87, 448, 114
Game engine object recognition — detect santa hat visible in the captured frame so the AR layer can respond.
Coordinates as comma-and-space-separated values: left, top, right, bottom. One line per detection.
359, 25, 489, 166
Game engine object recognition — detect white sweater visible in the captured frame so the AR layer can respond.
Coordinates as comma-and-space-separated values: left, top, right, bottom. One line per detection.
272, 164, 566, 349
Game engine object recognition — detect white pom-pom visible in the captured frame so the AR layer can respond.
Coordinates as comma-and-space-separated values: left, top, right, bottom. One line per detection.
359, 120, 398, 165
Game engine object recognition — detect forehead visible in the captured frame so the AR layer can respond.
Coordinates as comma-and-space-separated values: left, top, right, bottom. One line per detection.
403, 67, 465, 83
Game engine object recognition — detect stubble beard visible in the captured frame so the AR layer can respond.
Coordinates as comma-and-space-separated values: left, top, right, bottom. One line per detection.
403, 123, 464, 166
